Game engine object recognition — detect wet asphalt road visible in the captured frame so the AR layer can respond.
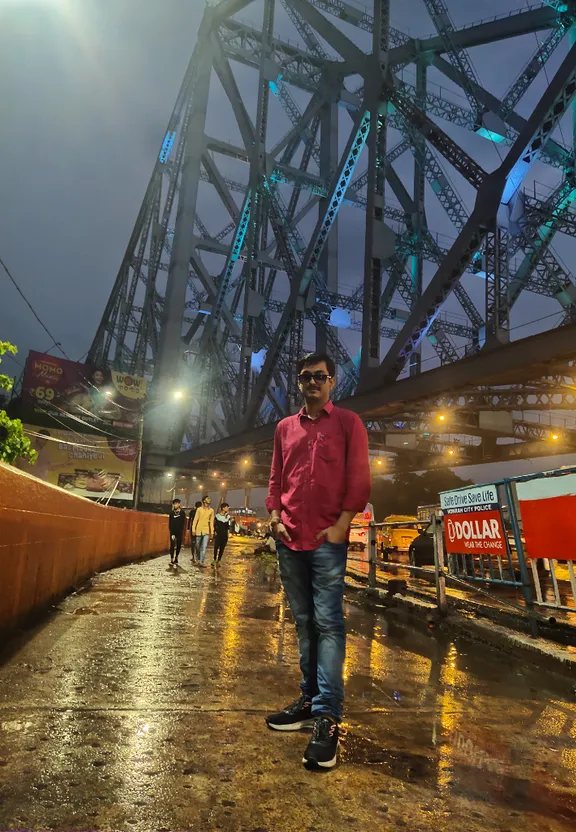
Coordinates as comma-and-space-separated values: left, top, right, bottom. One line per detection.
1, 540, 576, 831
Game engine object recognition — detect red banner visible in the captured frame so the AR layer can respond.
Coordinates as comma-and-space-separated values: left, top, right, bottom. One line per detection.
516, 474, 576, 562
444, 509, 506, 555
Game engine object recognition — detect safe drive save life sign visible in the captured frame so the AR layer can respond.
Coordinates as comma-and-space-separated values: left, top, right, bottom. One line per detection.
440, 484, 507, 555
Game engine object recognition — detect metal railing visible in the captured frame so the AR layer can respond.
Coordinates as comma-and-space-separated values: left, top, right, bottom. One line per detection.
351, 466, 576, 632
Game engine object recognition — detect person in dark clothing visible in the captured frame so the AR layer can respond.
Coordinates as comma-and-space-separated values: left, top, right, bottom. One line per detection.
213, 503, 233, 564
168, 498, 186, 566
188, 501, 202, 562
408, 527, 435, 567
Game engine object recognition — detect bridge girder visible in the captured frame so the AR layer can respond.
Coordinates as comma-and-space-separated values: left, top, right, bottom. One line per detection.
87, 0, 576, 470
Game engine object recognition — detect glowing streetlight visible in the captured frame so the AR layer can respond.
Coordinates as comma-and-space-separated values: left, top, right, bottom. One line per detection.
438, 414, 446, 422
551, 433, 560, 441
212, 471, 218, 477
242, 458, 250, 466
221, 481, 226, 488
198, 483, 204, 489
166, 472, 174, 478
448, 449, 455, 456
173, 390, 183, 400
376, 459, 383, 466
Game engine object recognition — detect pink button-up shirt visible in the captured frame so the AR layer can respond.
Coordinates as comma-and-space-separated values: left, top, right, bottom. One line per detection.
265, 400, 371, 551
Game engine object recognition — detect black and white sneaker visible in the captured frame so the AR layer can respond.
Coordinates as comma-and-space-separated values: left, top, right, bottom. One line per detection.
302, 716, 339, 769
266, 695, 314, 731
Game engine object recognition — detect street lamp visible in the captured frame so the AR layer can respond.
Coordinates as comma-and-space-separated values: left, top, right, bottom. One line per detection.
134, 391, 188, 509
551, 433, 560, 441
242, 458, 250, 466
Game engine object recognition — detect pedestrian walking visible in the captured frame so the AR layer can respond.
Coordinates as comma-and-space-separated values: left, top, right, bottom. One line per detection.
168, 498, 187, 566
265, 352, 371, 770
213, 503, 233, 564
188, 500, 202, 561
191, 494, 214, 566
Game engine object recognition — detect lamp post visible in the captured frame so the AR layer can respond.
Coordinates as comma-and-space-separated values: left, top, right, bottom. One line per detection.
133, 415, 145, 509
133, 390, 188, 510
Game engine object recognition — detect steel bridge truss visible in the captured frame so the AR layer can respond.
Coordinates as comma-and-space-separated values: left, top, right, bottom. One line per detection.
89, 0, 576, 458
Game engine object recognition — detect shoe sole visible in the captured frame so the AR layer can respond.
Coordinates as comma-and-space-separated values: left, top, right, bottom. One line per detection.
266, 719, 315, 731
302, 753, 337, 769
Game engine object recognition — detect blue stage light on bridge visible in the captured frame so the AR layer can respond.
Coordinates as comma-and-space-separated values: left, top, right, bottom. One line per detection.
251, 348, 267, 372
476, 127, 505, 143
329, 307, 351, 329
269, 73, 283, 95
159, 131, 176, 164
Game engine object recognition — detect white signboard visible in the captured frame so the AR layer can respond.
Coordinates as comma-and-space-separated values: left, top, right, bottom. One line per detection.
440, 485, 498, 512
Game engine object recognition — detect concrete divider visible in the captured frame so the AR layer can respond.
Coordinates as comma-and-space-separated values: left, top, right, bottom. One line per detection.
0, 462, 167, 637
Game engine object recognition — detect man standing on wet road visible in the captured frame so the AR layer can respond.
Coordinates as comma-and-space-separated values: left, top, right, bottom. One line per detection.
265, 352, 371, 770
192, 494, 215, 566
168, 498, 186, 567
188, 501, 202, 562
213, 502, 233, 564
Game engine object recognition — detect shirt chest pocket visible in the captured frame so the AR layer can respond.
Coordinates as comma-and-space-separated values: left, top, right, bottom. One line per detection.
315, 433, 338, 463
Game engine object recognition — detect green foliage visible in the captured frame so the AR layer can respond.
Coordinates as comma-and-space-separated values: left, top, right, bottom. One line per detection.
0, 340, 37, 465
0, 340, 17, 393
370, 469, 474, 520
0, 411, 37, 465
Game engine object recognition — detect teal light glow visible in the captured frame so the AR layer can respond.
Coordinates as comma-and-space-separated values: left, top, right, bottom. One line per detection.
475, 127, 506, 143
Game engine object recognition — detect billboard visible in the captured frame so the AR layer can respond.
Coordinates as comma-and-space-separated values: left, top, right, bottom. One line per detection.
440, 484, 507, 556
18, 424, 138, 501
22, 351, 146, 435
516, 474, 576, 562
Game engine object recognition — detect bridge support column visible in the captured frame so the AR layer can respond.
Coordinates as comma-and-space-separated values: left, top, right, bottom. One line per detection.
150, 22, 214, 450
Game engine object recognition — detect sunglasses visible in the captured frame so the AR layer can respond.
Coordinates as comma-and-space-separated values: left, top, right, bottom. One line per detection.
298, 371, 333, 384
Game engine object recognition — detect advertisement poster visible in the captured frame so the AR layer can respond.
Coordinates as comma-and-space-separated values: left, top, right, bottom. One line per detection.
440, 484, 507, 555
22, 351, 146, 435
19, 424, 138, 501
516, 474, 576, 562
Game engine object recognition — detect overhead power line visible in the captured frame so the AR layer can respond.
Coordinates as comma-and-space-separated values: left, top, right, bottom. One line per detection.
0, 255, 68, 359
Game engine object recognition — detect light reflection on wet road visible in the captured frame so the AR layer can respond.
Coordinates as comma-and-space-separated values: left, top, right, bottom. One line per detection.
0, 540, 575, 831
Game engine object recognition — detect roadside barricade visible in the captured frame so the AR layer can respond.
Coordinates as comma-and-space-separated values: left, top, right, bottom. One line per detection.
349, 465, 576, 631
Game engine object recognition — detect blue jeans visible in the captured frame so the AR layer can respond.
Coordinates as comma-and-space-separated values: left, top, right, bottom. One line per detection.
277, 540, 347, 721
196, 534, 210, 563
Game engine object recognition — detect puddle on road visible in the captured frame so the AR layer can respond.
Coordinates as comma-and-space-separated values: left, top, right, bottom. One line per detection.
242, 604, 293, 622
448, 763, 576, 822
341, 732, 436, 782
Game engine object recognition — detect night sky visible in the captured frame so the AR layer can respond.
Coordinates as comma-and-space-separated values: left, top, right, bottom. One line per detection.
1, 0, 575, 499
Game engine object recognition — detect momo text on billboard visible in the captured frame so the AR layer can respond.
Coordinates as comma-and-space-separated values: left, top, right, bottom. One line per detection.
23, 351, 146, 434
440, 485, 506, 555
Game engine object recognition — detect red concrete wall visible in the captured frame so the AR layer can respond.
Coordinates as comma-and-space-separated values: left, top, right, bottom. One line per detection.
0, 462, 168, 635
